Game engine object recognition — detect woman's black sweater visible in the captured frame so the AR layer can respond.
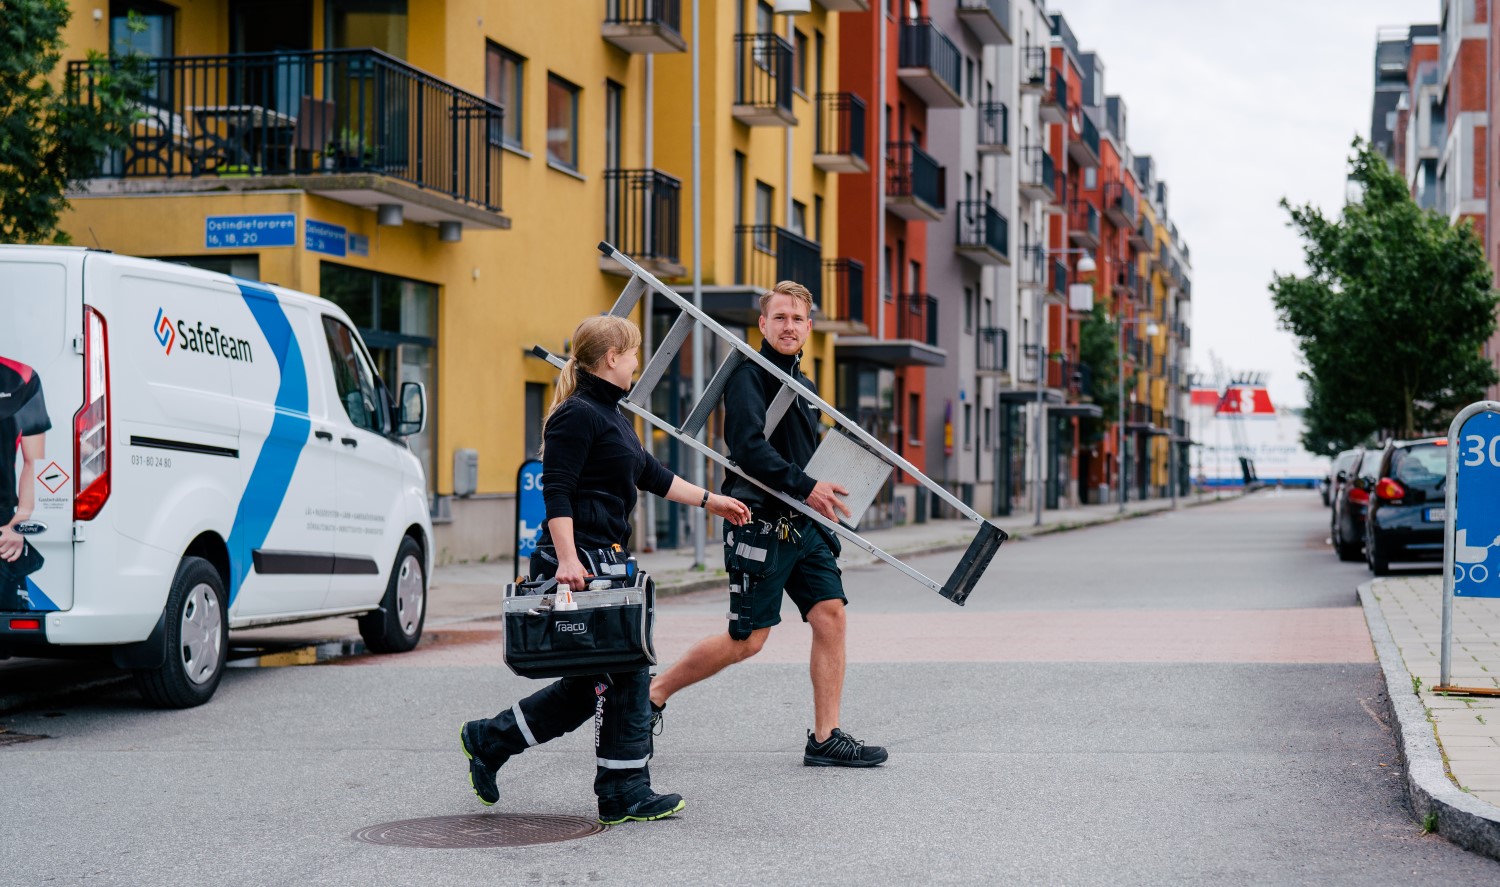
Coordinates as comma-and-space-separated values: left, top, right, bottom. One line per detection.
537, 370, 675, 555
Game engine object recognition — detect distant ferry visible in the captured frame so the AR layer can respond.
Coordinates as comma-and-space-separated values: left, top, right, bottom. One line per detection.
1188, 383, 1331, 489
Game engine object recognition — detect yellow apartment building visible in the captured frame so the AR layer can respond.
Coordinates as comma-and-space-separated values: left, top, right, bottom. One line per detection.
57, 0, 855, 561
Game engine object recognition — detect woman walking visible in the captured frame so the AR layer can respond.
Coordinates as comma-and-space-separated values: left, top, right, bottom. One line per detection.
461, 315, 750, 824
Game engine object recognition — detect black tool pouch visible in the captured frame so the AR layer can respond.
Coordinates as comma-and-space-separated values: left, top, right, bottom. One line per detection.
723, 522, 782, 640
501, 572, 656, 679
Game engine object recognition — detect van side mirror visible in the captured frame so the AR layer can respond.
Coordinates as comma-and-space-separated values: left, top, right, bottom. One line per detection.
1336, 470, 1348, 483
396, 381, 426, 437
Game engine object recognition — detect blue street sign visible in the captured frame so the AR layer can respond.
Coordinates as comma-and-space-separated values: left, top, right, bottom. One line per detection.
305, 219, 347, 256
1454, 410, 1500, 597
347, 233, 369, 257
205, 214, 296, 249
514, 459, 544, 579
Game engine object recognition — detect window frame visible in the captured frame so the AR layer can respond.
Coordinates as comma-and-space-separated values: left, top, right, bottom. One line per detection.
486, 41, 525, 149
546, 72, 581, 171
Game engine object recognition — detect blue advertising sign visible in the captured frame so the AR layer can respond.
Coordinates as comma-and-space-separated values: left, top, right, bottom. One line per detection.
1454, 410, 1500, 597
206, 214, 296, 249
305, 219, 347, 256
514, 459, 544, 579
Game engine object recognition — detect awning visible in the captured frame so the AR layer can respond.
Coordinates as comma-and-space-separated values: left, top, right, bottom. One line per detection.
1048, 403, 1103, 418
833, 336, 946, 367
999, 388, 1064, 404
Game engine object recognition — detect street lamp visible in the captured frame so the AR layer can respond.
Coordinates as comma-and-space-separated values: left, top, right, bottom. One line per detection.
1032, 250, 1095, 528
1116, 315, 1159, 514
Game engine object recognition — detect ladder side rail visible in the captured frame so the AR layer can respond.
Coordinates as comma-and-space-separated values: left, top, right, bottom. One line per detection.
538, 341, 944, 594
599, 243, 988, 525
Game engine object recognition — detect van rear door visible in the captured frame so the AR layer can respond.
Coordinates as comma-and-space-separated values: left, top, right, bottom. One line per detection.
0, 249, 82, 613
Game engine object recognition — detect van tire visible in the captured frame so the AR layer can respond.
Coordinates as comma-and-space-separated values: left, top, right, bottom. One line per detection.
359, 537, 426, 654
134, 557, 228, 708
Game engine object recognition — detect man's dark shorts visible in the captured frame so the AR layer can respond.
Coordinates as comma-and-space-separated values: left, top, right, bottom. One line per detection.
724, 517, 845, 630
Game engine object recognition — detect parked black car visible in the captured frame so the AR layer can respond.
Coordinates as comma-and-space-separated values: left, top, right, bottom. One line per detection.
1330, 448, 1369, 561
1365, 437, 1449, 575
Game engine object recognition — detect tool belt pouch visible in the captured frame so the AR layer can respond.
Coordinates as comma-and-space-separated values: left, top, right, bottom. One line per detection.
724, 522, 782, 641
0, 541, 44, 611
501, 572, 656, 679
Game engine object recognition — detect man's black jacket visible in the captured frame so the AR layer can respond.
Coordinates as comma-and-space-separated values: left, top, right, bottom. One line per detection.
721, 340, 821, 515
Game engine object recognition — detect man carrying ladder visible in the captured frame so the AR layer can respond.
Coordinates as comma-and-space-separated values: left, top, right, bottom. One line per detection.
648, 281, 888, 768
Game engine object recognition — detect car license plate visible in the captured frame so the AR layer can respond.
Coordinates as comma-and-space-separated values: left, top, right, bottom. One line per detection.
1426, 507, 1446, 523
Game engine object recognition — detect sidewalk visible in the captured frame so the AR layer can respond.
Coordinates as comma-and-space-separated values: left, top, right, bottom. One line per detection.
1360, 576, 1500, 858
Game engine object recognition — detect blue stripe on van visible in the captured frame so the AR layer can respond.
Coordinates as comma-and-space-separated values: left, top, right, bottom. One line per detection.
24, 578, 58, 611
225, 283, 311, 605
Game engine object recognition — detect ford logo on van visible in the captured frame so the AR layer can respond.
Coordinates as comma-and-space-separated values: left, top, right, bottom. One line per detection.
154, 308, 176, 354
12, 521, 46, 536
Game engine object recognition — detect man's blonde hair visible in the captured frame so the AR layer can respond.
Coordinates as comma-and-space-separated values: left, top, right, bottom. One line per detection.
759, 280, 814, 316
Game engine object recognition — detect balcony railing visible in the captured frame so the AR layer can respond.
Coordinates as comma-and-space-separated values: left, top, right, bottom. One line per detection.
73, 48, 504, 213
1048, 358, 1090, 397
1021, 46, 1047, 91
1019, 144, 1054, 198
604, 169, 682, 272
977, 102, 1008, 152
814, 92, 867, 172
1017, 242, 1046, 287
1068, 200, 1099, 246
978, 326, 1008, 373
1104, 180, 1137, 227
1131, 213, 1152, 247
956, 200, 1008, 263
1041, 68, 1068, 119
887, 141, 945, 214
896, 293, 938, 345
736, 224, 823, 305
734, 33, 794, 124
898, 19, 964, 106
824, 258, 865, 324
602, 0, 686, 53
1051, 259, 1067, 296
1070, 110, 1099, 165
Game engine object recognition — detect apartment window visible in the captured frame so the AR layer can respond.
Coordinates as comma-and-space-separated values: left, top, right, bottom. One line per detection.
965, 57, 975, 103
883, 246, 893, 302
605, 80, 624, 170
983, 405, 993, 451
815, 31, 825, 95
908, 392, 921, 445
486, 43, 524, 147
546, 74, 580, 170
964, 286, 974, 333
814, 194, 824, 243
791, 200, 808, 238
525, 383, 546, 459
908, 259, 920, 295
1084, 167, 1097, 189
793, 30, 808, 94
112, 0, 174, 102
963, 403, 973, 450
734, 152, 747, 279
754, 181, 774, 249
757, 0, 774, 33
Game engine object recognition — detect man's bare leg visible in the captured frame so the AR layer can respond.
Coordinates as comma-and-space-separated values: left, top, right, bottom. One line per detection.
806, 600, 846, 742
650, 627, 771, 708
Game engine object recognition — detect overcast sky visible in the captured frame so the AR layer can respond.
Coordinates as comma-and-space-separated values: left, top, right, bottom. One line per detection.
1052, 0, 1429, 408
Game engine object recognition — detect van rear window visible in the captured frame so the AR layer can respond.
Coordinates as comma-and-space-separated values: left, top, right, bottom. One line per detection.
1391, 445, 1448, 491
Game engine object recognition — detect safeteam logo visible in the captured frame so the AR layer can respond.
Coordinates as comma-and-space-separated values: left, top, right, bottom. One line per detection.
154, 307, 176, 354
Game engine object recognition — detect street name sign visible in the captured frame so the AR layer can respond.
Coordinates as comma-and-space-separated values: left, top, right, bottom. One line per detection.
205, 214, 295, 249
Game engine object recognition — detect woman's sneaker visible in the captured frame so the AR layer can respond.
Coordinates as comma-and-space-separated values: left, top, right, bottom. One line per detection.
803, 728, 888, 767
460, 722, 500, 806
598, 792, 686, 825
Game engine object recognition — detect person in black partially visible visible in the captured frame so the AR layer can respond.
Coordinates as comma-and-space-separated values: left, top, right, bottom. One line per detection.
650, 281, 888, 768
460, 315, 751, 824
1, 356, 51, 611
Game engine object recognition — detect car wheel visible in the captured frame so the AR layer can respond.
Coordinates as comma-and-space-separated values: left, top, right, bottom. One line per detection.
1366, 530, 1391, 576
134, 556, 228, 709
359, 536, 426, 654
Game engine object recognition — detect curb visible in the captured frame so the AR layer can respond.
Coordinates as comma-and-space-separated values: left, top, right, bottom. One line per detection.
1357, 581, 1500, 859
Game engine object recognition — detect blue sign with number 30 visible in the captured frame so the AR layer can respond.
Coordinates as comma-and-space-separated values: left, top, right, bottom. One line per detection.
1455, 410, 1500, 597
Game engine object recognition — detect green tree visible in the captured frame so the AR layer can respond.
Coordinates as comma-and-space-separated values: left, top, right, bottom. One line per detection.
1271, 138, 1499, 454
1076, 303, 1119, 443
0, 0, 147, 244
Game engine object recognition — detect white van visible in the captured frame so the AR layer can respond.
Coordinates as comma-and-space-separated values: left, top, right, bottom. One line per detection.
0, 247, 433, 707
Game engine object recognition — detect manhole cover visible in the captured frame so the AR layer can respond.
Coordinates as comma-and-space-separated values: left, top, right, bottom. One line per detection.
352, 814, 604, 848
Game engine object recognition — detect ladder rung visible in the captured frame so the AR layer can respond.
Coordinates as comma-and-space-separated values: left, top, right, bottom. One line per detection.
763, 382, 801, 437
608, 275, 648, 319
628, 311, 695, 407
679, 349, 748, 437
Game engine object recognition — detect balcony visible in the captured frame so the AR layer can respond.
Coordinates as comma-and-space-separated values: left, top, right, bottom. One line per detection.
705, 225, 822, 325
1047, 358, 1091, 399
601, 169, 684, 279
1126, 401, 1157, 432
896, 292, 939, 346
1040, 69, 1067, 123
733, 34, 795, 126
1111, 259, 1138, 301
956, 201, 1009, 266
1067, 200, 1099, 249
957, 0, 1012, 45
814, 92, 868, 173
1067, 110, 1099, 168
1129, 213, 1152, 249
886, 141, 945, 221
1016, 242, 1046, 289
602, 0, 686, 54
73, 49, 508, 232
1050, 259, 1067, 298
977, 102, 1008, 154
897, 19, 964, 109
818, 0, 870, 9
1020, 46, 1048, 94
1019, 145, 1054, 202
1104, 180, 1137, 227
977, 326, 1009, 374
820, 258, 868, 334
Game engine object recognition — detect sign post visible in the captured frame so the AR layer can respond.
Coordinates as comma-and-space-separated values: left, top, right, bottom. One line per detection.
1437, 400, 1500, 694
514, 460, 544, 582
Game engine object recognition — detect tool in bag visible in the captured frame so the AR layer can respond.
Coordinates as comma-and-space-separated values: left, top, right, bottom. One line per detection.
502, 555, 656, 680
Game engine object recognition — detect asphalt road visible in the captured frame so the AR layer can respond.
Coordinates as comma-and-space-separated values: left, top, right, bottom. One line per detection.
4, 491, 1499, 885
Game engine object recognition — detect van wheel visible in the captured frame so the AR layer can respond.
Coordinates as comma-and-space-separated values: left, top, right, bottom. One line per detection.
359, 537, 425, 654
134, 557, 228, 708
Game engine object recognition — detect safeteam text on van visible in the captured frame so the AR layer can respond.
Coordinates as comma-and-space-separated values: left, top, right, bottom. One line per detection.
171, 318, 254, 363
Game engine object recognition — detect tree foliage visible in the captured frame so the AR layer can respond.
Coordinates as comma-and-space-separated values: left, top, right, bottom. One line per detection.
1270, 138, 1499, 454
1076, 303, 1119, 443
0, 0, 147, 244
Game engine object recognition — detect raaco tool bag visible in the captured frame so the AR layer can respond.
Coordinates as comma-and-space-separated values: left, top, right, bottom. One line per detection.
502, 572, 657, 679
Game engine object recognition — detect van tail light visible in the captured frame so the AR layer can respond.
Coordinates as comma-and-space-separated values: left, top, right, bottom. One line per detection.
1349, 487, 1370, 506
74, 306, 110, 521
1375, 478, 1406, 501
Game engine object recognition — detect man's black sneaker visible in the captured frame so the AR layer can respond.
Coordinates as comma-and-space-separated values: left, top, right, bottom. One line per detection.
649, 700, 666, 736
460, 721, 499, 806
598, 792, 686, 825
803, 728, 888, 767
